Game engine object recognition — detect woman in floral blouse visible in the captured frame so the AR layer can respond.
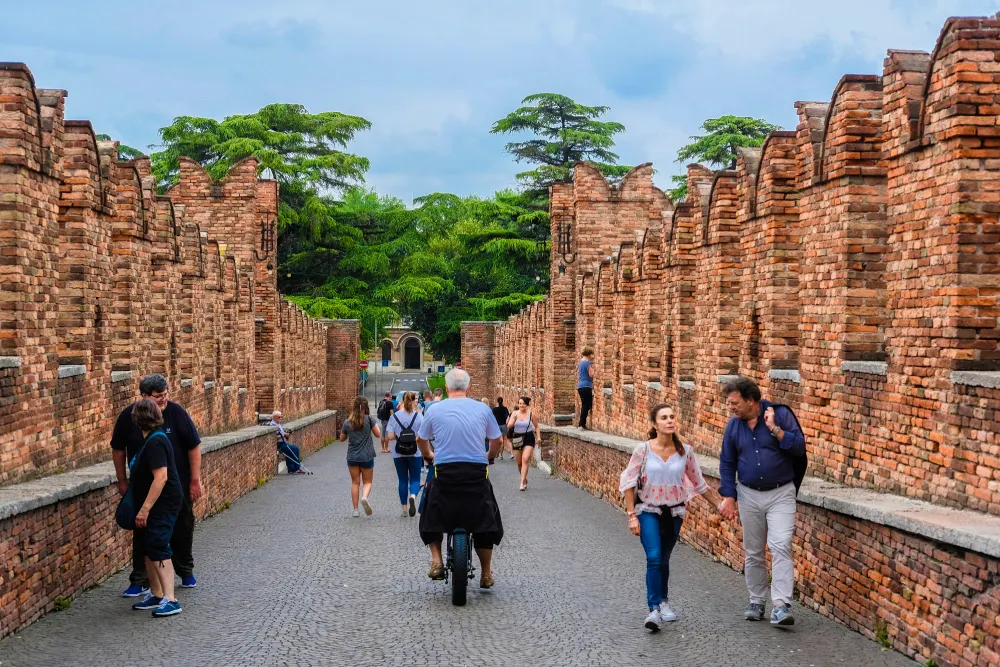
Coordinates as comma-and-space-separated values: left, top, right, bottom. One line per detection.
619, 402, 724, 631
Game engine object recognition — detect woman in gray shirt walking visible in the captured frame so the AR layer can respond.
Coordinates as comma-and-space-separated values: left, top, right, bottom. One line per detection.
340, 396, 381, 517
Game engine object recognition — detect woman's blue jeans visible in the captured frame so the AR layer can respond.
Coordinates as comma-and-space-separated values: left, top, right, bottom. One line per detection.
393, 456, 423, 505
638, 510, 683, 610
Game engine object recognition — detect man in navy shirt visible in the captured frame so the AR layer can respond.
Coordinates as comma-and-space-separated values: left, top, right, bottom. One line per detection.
718, 377, 805, 627
112, 374, 203, 596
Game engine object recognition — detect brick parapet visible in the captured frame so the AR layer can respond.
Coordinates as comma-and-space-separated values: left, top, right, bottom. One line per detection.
0, 63, 357, 485
471, 15, 1000, 517
0, 410, 338, 640
545, 425, 999, 667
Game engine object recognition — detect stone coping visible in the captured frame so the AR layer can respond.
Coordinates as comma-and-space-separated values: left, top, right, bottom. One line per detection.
0, 409, 337, 522
768, 369, 801, 383
57, 365, 86, 379
951, 370, 1000, 389
541, 424, 1000, 559
842, 361, 888, 375
0, 356, 23, 369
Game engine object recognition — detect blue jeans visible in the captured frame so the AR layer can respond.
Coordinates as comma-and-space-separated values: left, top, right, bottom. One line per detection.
393, 456, 423, 505
638, 511, 684, 610
278, 442, 301, 473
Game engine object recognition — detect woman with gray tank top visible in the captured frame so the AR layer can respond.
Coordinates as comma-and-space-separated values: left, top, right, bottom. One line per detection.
505, 396, 541, 491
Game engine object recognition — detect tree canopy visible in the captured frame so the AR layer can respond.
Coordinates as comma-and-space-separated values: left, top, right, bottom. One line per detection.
490, 93, 630, 192
669, 115, 780, 202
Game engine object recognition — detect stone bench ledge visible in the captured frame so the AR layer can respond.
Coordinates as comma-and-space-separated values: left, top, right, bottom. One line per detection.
541, 424, 1000, 559
0, 410, 338, 522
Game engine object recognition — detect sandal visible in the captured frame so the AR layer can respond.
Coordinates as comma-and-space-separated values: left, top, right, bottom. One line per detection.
428, 562, 446, 580
480, 573, 495, 589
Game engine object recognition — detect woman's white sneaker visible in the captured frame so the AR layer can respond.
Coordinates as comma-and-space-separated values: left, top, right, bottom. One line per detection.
360, 497, 373, 516
659, 602, 678, 622
644, 608, 662, 631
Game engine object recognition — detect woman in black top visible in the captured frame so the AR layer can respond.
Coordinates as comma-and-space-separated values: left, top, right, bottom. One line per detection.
491, 397, 511, 461
129, 398, 185, 617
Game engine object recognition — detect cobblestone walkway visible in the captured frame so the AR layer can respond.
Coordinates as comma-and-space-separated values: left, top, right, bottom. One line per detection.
0, 441, 915, 667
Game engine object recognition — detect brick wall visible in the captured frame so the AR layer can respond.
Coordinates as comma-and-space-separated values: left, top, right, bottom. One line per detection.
0, 63, 356, 486
550, 431, 999, 667
475, 16, 1000, 516
0, 411, 337, 640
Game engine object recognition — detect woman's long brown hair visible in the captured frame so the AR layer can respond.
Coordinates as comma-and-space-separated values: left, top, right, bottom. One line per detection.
647, 402, 685, 456
401, 391, 417, 413
348, 396, 370, 430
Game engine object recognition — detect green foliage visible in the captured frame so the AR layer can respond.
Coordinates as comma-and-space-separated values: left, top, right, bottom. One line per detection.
925, 659, 938, 667
669, 115, 780, 202
491, 93, 629, 192
873, 618, 890, 647
95, 133, 143, 162
149, 104, 371, 191
53, 596, 71, 611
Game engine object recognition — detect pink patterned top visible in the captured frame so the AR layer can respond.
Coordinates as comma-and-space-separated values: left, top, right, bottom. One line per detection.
619, 442, 709, 518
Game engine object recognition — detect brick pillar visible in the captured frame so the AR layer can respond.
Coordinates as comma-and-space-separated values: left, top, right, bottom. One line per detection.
322, 319, 359, 416
460, 322, 501, 401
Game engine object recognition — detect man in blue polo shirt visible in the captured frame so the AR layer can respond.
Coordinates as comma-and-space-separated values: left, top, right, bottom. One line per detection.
718, 376, 805, 627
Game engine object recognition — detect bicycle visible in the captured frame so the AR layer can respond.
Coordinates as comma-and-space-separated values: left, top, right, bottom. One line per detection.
421, 463, 476, 606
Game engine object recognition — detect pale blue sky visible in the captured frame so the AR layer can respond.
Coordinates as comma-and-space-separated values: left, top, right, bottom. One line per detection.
3, 0, 997, 202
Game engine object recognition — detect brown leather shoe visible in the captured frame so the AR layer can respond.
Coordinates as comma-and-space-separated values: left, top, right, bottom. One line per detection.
480, 573, 495, 589
428, 562, 445, 580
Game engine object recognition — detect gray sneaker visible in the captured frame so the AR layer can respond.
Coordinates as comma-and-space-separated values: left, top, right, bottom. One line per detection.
770, 603, 795, 626
644, 608, 662, 631
744, 601, 765, 621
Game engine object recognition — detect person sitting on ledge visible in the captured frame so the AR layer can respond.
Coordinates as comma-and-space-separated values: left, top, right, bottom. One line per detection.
269, 411, 304, 474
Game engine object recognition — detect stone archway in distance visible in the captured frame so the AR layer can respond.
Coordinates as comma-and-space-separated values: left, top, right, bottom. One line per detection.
404, 338, 420, 370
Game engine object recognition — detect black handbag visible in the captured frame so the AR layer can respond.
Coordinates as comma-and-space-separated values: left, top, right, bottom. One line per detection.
115, 429, 164, 531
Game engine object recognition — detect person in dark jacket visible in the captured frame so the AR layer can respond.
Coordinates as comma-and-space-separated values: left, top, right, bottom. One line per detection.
112, 374, 202, 597
718, 377, 805, 627
491, 396, 511, 460
127, 398, 185, 617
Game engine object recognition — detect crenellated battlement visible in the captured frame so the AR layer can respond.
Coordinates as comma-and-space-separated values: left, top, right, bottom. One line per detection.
0, 64, 351, 486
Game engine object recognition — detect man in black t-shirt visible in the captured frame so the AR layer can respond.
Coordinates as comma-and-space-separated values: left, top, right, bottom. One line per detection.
491, 397, 511, 461
112, 374, 202, 596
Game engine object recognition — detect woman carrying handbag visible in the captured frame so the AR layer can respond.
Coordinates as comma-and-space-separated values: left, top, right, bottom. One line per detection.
121, 398, 185, 617
619, 402, 724, 631
505, 396, 540, 491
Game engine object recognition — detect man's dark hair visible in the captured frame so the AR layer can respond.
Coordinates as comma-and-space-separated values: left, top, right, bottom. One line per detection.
139, 373, 168, 396
496, 396, 504, 405
132, 398, 164, 431
384, 392, 391, 398
722, 376, 761, 402
433, 389, 444, 398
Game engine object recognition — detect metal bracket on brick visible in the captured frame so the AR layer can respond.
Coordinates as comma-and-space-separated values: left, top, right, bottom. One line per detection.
841, 361, 888, 376
767, 369, 801, 383
951, 371, 1000, 390
0, 356, 23, 369
110, 370, 133, 383
180, 378, 193, 388
57, 364, 87, 379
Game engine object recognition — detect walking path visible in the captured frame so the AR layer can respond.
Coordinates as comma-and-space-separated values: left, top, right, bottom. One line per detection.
0, 440, 915, 666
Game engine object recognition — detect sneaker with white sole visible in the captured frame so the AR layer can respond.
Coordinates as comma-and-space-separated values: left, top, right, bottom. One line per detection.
770, 603, 795, 626
152, 598, 182, 617
122, 584, 149, 598
644, 608, 662, 631
744, 601, 766, 621
131, 593, 162, 611
360, 497, 373, 516
400, 508, 408, 517
659, 602, 678, 622
352, 509, 360, 518
408, 494, 417, 517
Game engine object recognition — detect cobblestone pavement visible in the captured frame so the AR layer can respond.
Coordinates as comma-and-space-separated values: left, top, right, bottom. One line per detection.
0, 441, 916, 667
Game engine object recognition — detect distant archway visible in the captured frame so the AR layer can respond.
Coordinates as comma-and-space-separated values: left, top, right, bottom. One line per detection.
404, 338, 420, 370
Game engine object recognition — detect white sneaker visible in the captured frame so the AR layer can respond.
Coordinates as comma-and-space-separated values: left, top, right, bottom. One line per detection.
352, 509, 360, 518
401, 508, 408, 517
644, 608, 662, 631
360, 496, 373, 516
659, 602, 678, 622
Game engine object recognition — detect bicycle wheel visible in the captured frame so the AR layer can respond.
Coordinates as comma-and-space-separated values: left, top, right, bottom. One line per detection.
451, 531, 469, 606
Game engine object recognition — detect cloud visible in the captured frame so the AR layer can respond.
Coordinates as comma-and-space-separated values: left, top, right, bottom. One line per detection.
4, 0, 999, 201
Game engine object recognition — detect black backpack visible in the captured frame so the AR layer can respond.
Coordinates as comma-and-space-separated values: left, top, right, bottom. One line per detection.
377, 399, 392, 421
393, 412, 419, 456
763, 400, 808, 494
